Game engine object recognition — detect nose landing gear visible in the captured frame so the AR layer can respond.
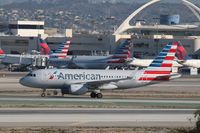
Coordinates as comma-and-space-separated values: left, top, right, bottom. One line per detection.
41, 89, 46, 97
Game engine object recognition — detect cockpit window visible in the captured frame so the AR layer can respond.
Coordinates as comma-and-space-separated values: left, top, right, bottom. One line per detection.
27, 73, 32, 76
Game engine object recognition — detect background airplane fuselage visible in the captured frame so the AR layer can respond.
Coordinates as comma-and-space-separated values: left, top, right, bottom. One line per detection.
130, 58, 200, 68
49, 55, 127, 69
130, 58, 182, 68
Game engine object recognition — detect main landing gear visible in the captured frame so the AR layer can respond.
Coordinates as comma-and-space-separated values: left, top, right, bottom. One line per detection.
90, 92, 103, 99
41, 89, 59, 97
53, 90, 58, 95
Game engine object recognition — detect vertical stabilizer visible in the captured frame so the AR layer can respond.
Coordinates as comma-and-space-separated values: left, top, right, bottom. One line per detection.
139, 42, 178, 81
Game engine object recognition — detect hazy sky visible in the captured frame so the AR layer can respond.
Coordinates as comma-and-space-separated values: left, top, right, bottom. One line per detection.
108, 0, 200, 4
1, 0, 200, 5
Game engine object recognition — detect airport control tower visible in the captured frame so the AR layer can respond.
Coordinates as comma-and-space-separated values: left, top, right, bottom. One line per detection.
113, 0, 200, 57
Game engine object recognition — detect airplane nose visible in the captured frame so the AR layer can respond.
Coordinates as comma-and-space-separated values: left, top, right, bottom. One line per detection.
19, 76, 40, 88
19, 77, 29, 86
19, 77, 25, 86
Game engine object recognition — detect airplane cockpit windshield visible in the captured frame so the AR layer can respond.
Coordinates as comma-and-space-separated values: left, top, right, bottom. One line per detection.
27, 73, 36, 77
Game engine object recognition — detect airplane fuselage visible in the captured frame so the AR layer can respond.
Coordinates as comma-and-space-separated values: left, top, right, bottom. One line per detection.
20, 69, 151, 90
129, 58, 200, 68
19, 42, 181, 98
49, 55, 127, 69
129, 58, 182, 68
181, 60, 200, 68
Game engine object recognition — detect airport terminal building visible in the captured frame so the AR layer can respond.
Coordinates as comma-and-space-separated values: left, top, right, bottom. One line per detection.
1, 20, 200, 58
0, 20, 112, 56
1, 0, 200, 76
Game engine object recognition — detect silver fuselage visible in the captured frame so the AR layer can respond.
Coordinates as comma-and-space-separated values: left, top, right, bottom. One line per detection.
49, 55, 126, 69
20, 69, 153, 90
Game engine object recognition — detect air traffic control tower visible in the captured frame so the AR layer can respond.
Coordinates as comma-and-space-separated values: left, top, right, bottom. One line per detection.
114, 0, 200, 54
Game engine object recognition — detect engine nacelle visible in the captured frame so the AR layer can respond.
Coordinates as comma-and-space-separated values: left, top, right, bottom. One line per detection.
61, 84, 88, 95
99, 84, 117, 90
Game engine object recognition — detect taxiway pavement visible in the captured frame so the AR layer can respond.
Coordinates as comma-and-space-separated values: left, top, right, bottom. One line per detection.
0, 108, 196, 127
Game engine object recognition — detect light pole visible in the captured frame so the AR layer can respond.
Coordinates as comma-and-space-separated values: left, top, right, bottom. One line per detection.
153, 17, 160, 55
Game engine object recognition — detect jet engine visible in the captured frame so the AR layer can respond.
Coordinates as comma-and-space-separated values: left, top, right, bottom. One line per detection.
61, 84, 88, 95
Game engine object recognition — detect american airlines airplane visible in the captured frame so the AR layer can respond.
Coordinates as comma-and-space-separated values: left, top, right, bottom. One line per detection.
129, 41, 200, 68
49, 39, 132, 69
1, 38, 131, 70
0, 38, 70, 66
20, 42, 180, 98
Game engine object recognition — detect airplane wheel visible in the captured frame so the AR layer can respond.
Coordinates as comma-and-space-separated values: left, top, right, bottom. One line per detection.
96, 93, 103, 99
41, 93, 46, 97
53, 90, 58, 95
90, 92, 96, 98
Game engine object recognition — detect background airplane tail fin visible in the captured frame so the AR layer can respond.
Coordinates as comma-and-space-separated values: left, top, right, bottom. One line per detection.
114, 39, 131, 58
0, 49, 5, 55
50, 39, 70, 59
39, 37, 51, 55
108, 39, 131, 63
139, 42, 178, 81
176, 41, 190, 61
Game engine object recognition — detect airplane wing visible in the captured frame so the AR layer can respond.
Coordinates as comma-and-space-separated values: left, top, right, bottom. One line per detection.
2, 55, 33, 65
75, 77, 131, 90
1, 54, 49, 65
67, 56, 82, 69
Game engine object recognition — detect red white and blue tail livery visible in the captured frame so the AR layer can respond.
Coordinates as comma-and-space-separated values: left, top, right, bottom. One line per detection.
107, 39, 131, 63
50, 40, 70, 59
38, 37, 70, 59
139, 42, 178, 81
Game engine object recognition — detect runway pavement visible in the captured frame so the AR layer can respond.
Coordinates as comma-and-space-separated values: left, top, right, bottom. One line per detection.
0, 74, 200, 93
0, 97, 199, 109
0, 108, 196, 127
0, 72, 200, 128
0, 74, 200, 108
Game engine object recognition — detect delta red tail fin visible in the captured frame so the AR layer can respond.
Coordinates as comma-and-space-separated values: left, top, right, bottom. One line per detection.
0, 49, 4, 55
176, 41, 189, 60
39, 38, 50, 55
